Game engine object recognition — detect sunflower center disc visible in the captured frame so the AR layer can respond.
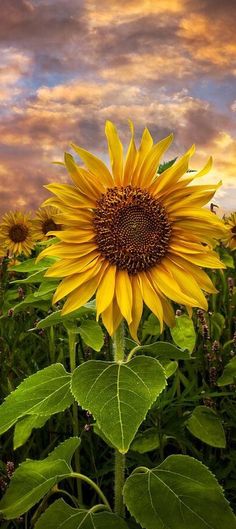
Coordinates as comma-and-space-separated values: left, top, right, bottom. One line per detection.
42, 219, 58, 235
9, 223, 29, 243
93, 185, 172, 274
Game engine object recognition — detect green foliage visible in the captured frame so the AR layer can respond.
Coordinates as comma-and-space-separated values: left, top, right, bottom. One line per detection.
218, 356, 236, 386
34, 499, 129, 529
123, 455, 236, 529
78, 320, 104, 351
35, 301, 96, 329
0, 364, 74, 434
186, 405, 226, 448
71, 357, 166, 453
131, 341, 191, 360
0, 438, 80, 519
170, 314, 196, 352
130, 428, 160, 453
13, 415, 50, 449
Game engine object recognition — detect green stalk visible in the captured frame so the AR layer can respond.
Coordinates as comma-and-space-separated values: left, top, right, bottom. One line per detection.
68, 329, 83, 505
113, 323, 126, 517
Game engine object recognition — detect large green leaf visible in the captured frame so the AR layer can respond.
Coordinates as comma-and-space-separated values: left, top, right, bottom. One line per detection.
14, 415, 50, 449
0, 364, 74, 435
71, 357, 166, 453
170, 315, 196, 352
218, 356, 236, 386
132, 342, 191, 360
0, 438, 80, 519
142, 314, 161, 339
123, 455, 236, 529
35, 499, 129, 529
78, 320, 104, 351
35, 301, 96, 329
186, 406, 226, 448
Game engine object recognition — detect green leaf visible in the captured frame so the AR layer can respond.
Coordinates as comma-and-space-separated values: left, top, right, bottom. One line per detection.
218, 356, 236, 386
35, 301, 96, 329
211, 313, 225, 341
35, 499, 129, 529
170, 315, 196, 352
34, 279, 59, 297
132, 342, 191, 360
218, 247, 234, 268
142, 314, 161, 339
160, 359, 178, 378
71, 357, 166, 453
0, 438, 80, 519
11, 270, 46, 284
9, 257, 56, 273
158, 158, 177, 174
14, 415, 50, 449
130, 428, 160, 454
0, 364, 74, 435
78, 320, 104, 352
186, 406, 226, 448
123, 454, 236, 529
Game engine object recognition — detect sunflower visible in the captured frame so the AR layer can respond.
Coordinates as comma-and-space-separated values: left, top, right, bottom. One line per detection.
224, 212, 236, 250
32, 206, 62, 242
38, 121, 226, 340
0, 211, 36, 257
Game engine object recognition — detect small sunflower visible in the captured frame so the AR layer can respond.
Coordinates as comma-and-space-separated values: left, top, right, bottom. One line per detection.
32, 206, 62, 242
225, 212, 236, 250
0, 211, 36, 257
38, 121, 226, 340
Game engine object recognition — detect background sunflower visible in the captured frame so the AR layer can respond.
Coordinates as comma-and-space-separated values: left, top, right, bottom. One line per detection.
225, 212, 236, 250
0, 211, 36, 257
38, 121, 227, 340
32, 206, 62, 242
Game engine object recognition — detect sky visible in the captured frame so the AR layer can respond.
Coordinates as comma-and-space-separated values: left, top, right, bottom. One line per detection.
0, 0, 235, 215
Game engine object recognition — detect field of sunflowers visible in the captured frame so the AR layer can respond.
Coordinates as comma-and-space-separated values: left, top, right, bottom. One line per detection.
0, 123, 236, 529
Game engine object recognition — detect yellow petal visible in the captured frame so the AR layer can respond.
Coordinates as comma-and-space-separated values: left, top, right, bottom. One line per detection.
45, 251, 100, 278
64, 153, 104, 198
115, 269, 133, 325
105, 120, 123, 185
166, 185, 222, 212
160, 296, 176, 327
53, 258, 102, 303
50, 229, 95, 243
168, 254, 218, 294
61, 268, 105, 315
36, 242, 97, 262
151, 145, 195, 196
101, 298, 123, 337
149, 265, 199, 306
128, 275, 143, 342
131, 127, 153, 185
71, 143, 113, 187
123, 120, 137, 186
139, 272, 163, 330
45, 183, 95, 209
168, 250, 225, 269
138, 133, 173, 187
96, 264, 116, 317
161, 257, 208, 311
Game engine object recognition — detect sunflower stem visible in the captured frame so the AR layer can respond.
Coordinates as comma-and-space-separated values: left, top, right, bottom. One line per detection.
113, 322, 126, 517
68, 329, 83, 505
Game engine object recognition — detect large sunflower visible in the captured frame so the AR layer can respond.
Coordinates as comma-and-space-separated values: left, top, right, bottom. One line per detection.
224, 212, 236, 250
0, 211, 36, 257
38, 121, 226, 340
32, 206, 62, 242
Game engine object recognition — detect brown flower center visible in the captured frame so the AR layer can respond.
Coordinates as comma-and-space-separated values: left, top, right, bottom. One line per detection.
93, 185, 172, 274
232, 226, 236, 234
9, 223, 29, 243
42, 219, 59, 235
